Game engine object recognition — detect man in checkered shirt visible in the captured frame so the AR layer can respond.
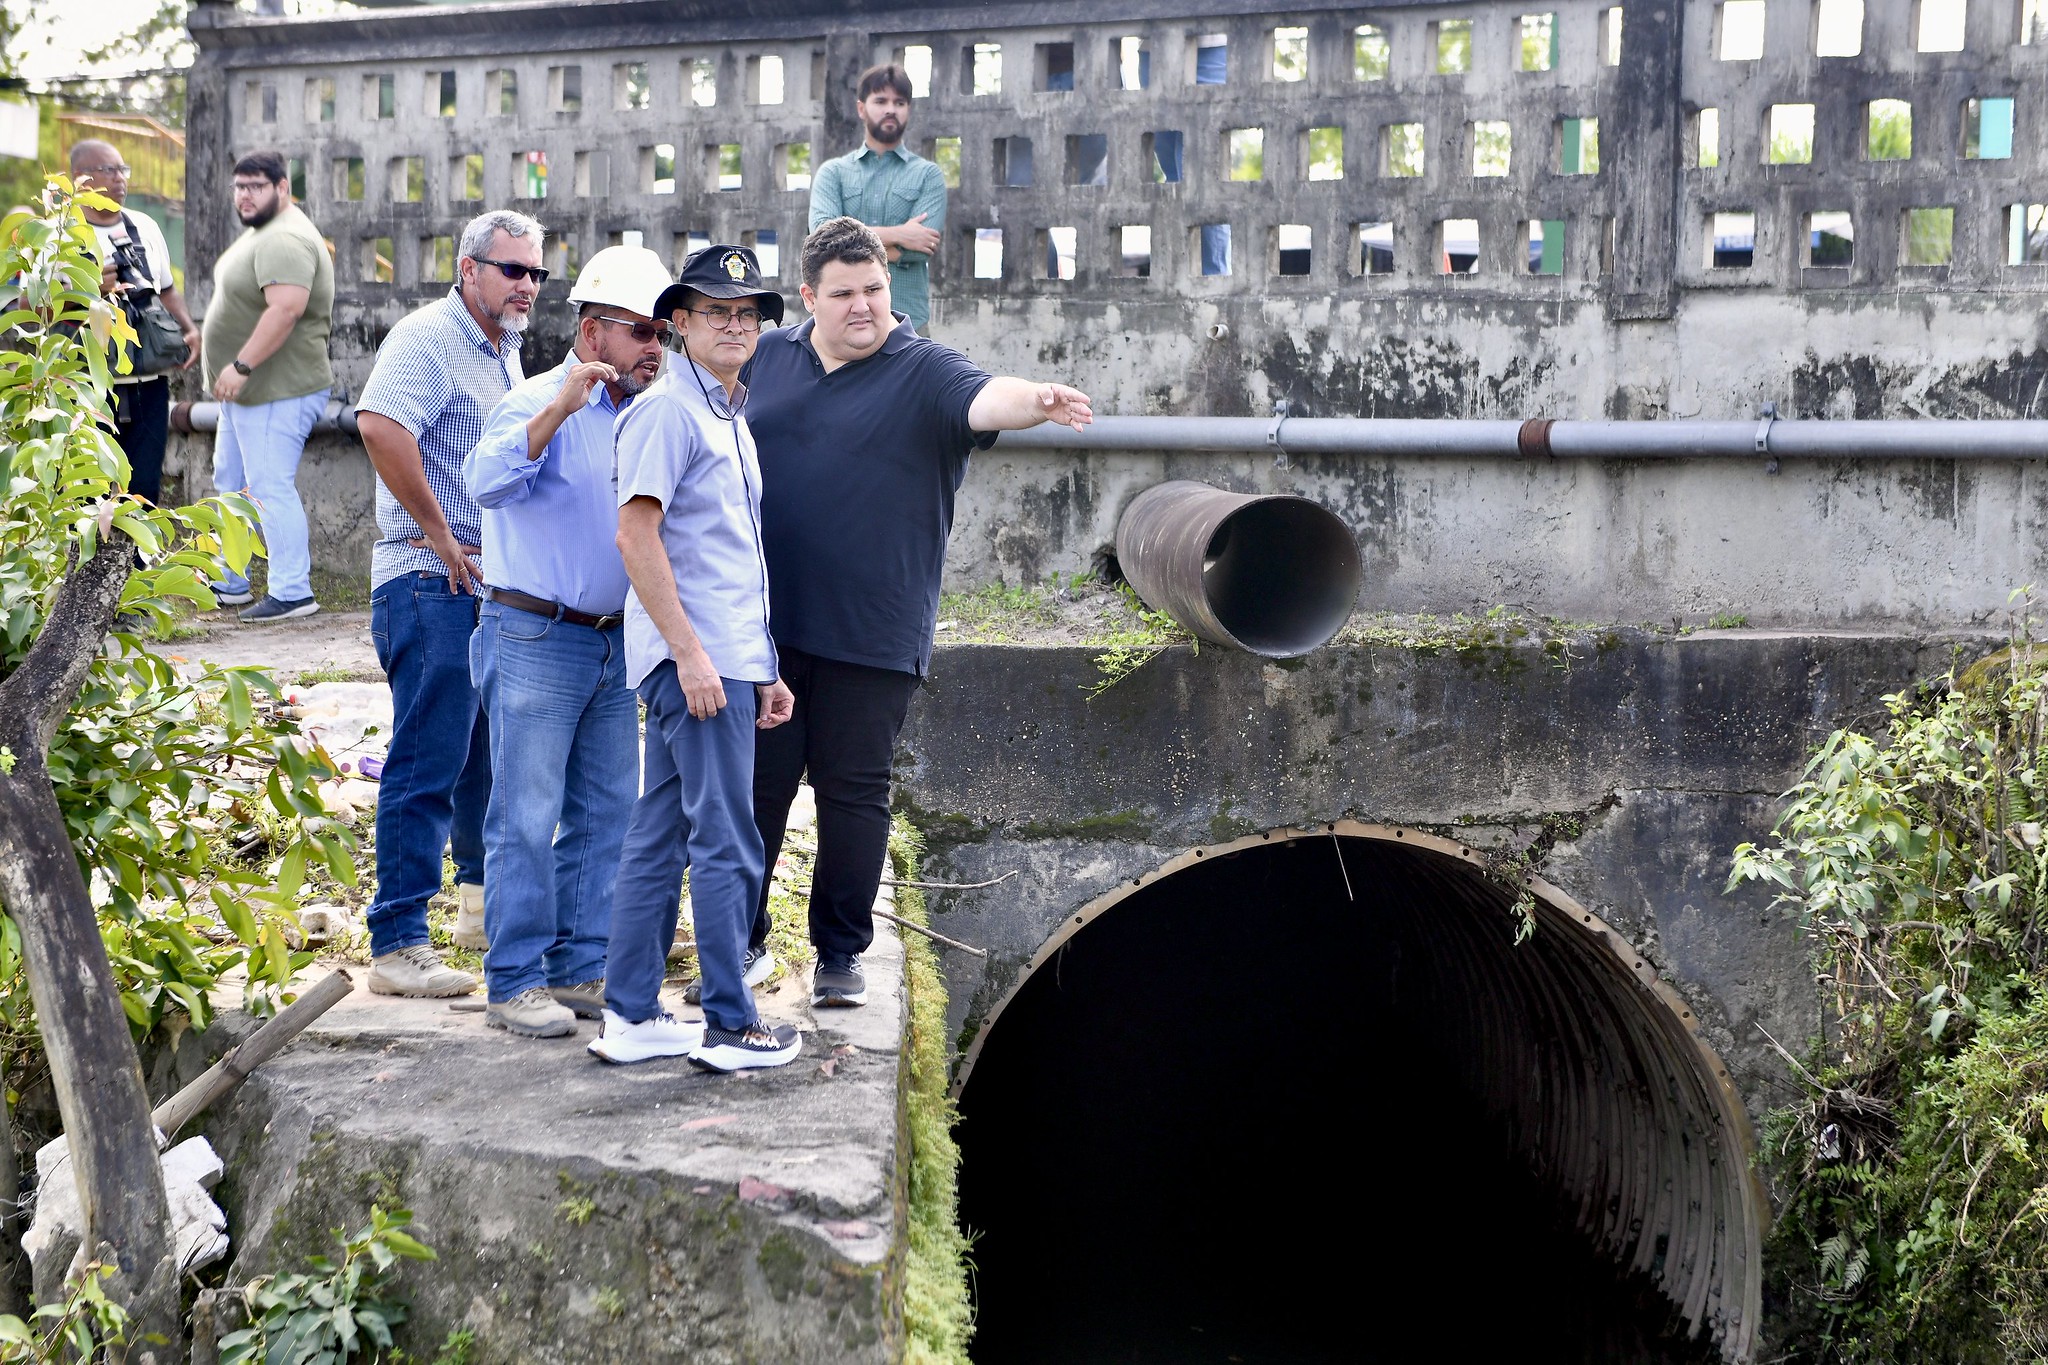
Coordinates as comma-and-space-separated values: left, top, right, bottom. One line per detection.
354, 209, 546, 998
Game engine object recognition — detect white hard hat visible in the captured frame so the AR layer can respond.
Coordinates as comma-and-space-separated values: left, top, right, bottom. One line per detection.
567, 245, 672, 316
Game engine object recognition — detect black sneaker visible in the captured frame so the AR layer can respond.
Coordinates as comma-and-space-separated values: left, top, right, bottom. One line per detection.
688, 1021, 801, 1073
812, 953, 867, 1008
240, 595, 320, 624
683, 945, 774, 1005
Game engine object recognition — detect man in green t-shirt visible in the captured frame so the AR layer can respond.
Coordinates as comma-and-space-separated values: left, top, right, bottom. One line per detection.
200, 149, 336, 623
808, 63, 947, 333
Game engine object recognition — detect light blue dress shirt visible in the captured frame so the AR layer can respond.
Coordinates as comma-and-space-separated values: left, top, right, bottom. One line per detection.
613, 360, 776, 689
465, 357, 635, 616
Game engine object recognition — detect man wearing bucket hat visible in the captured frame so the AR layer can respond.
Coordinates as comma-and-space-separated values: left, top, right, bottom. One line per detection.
595, 244, 800, 1073
461, 244, 673, 1039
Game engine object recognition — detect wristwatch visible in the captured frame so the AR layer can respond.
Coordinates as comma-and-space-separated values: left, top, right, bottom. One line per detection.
230, 359, 254, 376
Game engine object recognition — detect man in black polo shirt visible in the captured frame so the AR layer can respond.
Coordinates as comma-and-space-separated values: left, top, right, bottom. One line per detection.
745, 216, 1091, 1007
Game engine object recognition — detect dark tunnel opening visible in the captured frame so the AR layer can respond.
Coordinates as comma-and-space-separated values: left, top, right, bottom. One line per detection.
957, 833, 1754, 1365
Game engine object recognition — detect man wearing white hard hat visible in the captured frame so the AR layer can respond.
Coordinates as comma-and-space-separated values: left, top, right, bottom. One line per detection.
460, 244, 672, 1039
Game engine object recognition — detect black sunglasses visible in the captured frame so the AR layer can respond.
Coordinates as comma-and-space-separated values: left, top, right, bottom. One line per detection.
471, 256, 551, 284
594, 315, 675, 346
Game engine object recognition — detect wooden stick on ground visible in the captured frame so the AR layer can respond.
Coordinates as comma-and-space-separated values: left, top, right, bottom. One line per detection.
151, 969, 355, 1140
879, 870, 1018, 892
871, 907, 988, 958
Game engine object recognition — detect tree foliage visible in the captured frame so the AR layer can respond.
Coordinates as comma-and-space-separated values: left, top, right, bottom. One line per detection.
218, 1207, 437, 1365
1729, 600, 2048, 1360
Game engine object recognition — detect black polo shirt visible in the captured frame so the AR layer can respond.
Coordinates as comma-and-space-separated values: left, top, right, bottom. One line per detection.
745, 314, 995, 676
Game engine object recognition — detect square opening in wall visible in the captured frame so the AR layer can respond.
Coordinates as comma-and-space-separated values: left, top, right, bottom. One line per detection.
1601, 7, 1624, 62
1695, 108, 1722, 166
747, 230, 779, 277
711, 143, 742, 191
1438, 219, 1480, 273
1113, 36, 1152, 90
1035, 43, 1075, 91
2008, 204, 2048, 263
1964, 97, 2014, 158
429, 71, 457, 117
749, 55, 784, 105
1193, 223, 1232, 275
1526, 219, 1565, 273
932, 136, 962, 188
1814, 0, 1864, 53
366, 73, 395, 120
306, 77, 335, 122
1119, 225, 1152, 276
2025, 0, 2047, 43
489, 69, 517, 115
1383, 123, 1426, 177
1434, 19, 1474, 72
1272, 26, 1308, 80
1559, 117, 1600, 173
607, 230, 645, 249
1273, 223, 1311, 276
644, 144, 676, 194
1226, 128, 1264, 181
809, 50, 825, 101
995, 136, 1034, 187
1867, 99, 1912, 159
362, 237, 394, 285
1473, 121, 1512, 176
967, 43, 1003, 96
515, 150, 548, 199
899, 45, 933, 97
287, 158, 307, 201
573, 150, 610, 197
1356, 221, 1395, 274
1354, 25, 1390, 80
617, 63, 651, 111
1192, 34, 1229, 86
333, 157, 364, 202
1915, 0, 1966, 49
1902, 206, 1954, 265
1717, 0, 1766, 58
1039, 227, 1077, 279
1708, 210, 1755, 267
389, 157, 424, 203
973, 228, 1003, 279
550, 66, 582, 113
778, 142, 812, 191
553, 235, 582, 280
1806, 211, 1854, 265
1144, 130, 1185, 183
1306, 127, 1344, 180
1066, 134, 1109, 186
689, 58, 716, 107
422, 235, 455, 283
260, 83, 278, 122
1520, 14, 1558, 70
678, 232, 711, 267
451, 154, 484, 202
1767, 103, 1815, 163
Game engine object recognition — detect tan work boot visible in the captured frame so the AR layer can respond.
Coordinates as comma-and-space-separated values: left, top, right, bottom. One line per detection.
486, 987, 575, 1039
367, 945, 477, 998
550, 979, 605, 1020
452, 882, 486, 950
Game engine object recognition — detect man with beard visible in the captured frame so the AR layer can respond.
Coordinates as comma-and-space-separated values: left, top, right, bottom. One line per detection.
354, 209, 546, 999
808, 63, 947, 333
459, 246, 671, 1038
200, 150, 333, 621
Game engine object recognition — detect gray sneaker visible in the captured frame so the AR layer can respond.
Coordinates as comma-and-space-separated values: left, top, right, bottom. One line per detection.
486, 987, 576, 1039
684, 946, 774, 1005
811, 953, 866, 1008
550, 979, 605, 1019
239, 595, 320, 624
367, 945, 477, 998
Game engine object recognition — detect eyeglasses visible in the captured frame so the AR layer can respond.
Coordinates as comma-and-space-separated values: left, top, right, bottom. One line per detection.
594, 315, 675, 346
685, 305, 764, 332
231, 180, 274, 195
79, 163, 131, 178
471, 257, 551, 284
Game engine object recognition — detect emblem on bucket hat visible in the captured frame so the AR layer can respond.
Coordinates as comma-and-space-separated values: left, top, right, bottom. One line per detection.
723, 251, 748, 281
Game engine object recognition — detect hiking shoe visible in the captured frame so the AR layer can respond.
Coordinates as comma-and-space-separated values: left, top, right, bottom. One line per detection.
452, 882, 486, 950
550, 979, 605, 1019
208, 581, 255, 607
688, 1021, 801, 1073
240, 595, 319, 623
811, 953, 867, 1008
683, 946, 775, 1005
485, 987, 575, 1039
367, 945, 477, 998
587, 1009, 702, 1065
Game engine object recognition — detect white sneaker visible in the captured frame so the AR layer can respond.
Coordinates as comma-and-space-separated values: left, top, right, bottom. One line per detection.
367, 945, 477, 998
452, 882, 486, 950
587, 1008, 703, 1065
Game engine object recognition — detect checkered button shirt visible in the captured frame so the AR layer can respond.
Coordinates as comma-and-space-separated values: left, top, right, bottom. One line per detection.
354, 288, 523, 589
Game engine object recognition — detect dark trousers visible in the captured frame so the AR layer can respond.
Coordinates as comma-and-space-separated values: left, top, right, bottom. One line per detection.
113, 377, 169, 505
750, 645, 918, 959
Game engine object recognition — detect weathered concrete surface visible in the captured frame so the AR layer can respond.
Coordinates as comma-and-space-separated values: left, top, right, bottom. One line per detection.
199, 929, 907, 1364
894, 630, 1980, 1123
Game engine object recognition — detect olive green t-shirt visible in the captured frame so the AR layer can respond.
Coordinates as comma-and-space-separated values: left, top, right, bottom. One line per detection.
201, 203, 334, 407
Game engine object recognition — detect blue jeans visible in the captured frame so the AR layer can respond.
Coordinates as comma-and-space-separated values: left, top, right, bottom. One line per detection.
212, 388, 327, 603
366, 572, 491, 957
470, 602, 636, 1000
607, 662, 763, 1033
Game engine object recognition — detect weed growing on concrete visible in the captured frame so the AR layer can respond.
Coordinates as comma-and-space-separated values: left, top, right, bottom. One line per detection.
593, 1287, 626, 1320
218, 1205, 436, 1365
1708, 612, 1750, 629
890, 821, 975, 1365
294, 665, 358, 688
556, 1196, 596, 1227
1086, 584, 1194, 698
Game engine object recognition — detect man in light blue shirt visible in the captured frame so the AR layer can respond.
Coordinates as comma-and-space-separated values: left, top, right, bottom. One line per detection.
592, 245, 799, 1074
809, 63, 947, 332
463, 245, 673, 1040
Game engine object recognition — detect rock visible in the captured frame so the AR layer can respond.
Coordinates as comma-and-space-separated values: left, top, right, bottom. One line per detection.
25, 1135, 230, 1300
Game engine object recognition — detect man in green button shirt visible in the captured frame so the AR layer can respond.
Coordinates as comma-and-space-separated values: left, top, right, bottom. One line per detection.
808, 64, 947, 333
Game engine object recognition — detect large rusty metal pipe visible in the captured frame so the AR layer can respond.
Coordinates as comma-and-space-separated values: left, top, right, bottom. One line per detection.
1114, 481, 1362, 657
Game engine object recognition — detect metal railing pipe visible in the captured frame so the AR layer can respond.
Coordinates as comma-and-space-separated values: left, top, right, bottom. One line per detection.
171, 400, 360, 438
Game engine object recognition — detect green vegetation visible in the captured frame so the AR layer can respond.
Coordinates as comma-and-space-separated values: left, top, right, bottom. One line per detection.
890, 822, 974, 1364
1709, 612, 1751, 629
218, 1206, 437, 1365
0, 1263, 127, 1362
1728, 605, 2048, 1361
1085, 585, 1195, 698
934, 579, 1072, 643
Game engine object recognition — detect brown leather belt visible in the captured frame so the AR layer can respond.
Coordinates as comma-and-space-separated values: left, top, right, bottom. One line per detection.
487, 586, 624, 631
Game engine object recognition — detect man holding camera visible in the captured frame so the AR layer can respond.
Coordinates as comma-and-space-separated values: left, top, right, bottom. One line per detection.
201, 150, 336, 623
72, 138, 200, 508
